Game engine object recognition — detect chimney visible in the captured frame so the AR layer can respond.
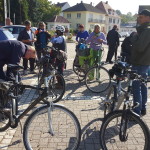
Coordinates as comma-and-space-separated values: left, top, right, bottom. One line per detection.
106, 1, 108, 4
90, 2, 92, 5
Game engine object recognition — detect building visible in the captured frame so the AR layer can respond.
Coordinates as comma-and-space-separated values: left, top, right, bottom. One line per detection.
46, 15, 70, 30
63, 1, 106, 32
55, 2, 70, 16
95, 1, 121, 33
120, 21, 136, 34
138, 5, 150, 13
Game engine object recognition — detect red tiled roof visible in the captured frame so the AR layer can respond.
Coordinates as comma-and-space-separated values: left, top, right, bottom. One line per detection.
47, 16, 70, 23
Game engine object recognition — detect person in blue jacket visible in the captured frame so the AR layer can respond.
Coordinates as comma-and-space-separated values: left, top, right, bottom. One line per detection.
76, 24, 89, 42
0, 40, 35, 81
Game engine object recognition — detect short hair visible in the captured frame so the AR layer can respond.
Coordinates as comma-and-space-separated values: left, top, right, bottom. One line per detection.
24, 20, 31, 26
38, 21, 46, 28
113, 25, 118, 29
94, 24, 101, 30
78, 24, 84, 28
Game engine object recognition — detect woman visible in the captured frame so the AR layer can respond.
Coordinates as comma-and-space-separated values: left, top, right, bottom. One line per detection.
35, 22, 51, 59
86, 24, 107, 66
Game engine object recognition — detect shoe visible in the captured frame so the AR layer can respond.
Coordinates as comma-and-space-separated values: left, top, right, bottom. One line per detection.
23, 70, 28, 75
141, 109, 146, 116
30, 71, 37, 74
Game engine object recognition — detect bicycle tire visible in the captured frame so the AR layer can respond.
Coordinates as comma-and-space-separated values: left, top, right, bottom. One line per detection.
85, 66, 111, 93
48, 73, 65, 103
100, 110, 150, 150
0, 111, 10, 132
23, 105, 81, 150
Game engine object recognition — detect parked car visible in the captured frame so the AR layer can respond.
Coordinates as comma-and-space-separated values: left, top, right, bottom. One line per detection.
0, 28, 16, 41
119, 32, 130, 37
2, 25, 37, 39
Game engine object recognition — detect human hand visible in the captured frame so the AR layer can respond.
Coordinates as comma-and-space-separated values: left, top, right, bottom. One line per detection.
98, 38, 103, 43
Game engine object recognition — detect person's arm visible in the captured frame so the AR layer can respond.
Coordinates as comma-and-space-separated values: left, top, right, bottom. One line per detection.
86, 32, 94, 44
51, 36, 63, 44
76, 32, 80, 42
98, 32, 107, 45
133, 30, 150, 53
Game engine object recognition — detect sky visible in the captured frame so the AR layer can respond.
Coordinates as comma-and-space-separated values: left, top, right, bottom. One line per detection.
50, 0, 150, 15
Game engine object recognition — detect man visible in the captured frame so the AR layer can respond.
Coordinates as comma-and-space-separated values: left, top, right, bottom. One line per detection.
0, 40, 36, 81
18, 20, 36, 75
106, 25, 120, 63
35, 21, 51, 59
76, 24, 89, 42
131, 9, 150, 116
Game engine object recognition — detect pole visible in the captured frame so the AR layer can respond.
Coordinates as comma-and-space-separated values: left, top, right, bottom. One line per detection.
14, 13, 15, 25
8, 0, 10, 18
4, 0, 7, 25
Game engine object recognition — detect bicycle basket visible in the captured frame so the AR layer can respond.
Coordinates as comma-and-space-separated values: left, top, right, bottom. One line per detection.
77, 48, 90, 56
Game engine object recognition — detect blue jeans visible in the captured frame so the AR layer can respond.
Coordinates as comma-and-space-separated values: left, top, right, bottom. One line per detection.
132, 65, 149, 115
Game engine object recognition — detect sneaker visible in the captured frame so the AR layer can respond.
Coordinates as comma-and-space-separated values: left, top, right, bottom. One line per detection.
30, 71, 37, 74
141, 109, 146, 116
23, 70, 28, 75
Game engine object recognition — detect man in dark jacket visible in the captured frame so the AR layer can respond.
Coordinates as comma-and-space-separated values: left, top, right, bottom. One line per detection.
0, 40, 33, 81
18, 20, 36, 75
131, 9, 150, 116
106, 25, 120, 63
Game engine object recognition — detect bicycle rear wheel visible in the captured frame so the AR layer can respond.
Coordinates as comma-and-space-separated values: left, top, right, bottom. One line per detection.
23, 105, 81, 150
100, 110, 150, 150
85, 66, 111, 93
0, 111, 9, 132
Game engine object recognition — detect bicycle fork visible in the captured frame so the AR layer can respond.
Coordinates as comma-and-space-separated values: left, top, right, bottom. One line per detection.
47, 102, 55, 136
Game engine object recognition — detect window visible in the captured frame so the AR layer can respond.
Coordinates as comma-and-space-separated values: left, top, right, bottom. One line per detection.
77, 13, 81, 18
109, 18, 112, 23
113, 19, 115, 24
67, 14, 71, 19
90, 24, 94, 29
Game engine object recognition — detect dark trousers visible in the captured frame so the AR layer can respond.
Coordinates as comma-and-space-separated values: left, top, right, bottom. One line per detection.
23, 58, 35, 71
106, 45, 118, 62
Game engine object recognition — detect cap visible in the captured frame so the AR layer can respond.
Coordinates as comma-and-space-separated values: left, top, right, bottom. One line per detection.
139, 9, 150, 16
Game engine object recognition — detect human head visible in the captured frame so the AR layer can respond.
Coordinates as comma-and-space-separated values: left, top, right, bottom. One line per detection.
24, 45, 36, 59
94, 24, 101, 34
55, 25, 65, 36
130, 31, 137, 38
137, 9, 150, 25
78, 24, 84, 32
113, 25, 118, 30
24, 20, 31, 31
38, 21, 46, 30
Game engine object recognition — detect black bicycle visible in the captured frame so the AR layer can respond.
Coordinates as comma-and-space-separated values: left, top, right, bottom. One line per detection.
37, 46, 66, 103
100, 72, 150, 150
0, 64, 81, 150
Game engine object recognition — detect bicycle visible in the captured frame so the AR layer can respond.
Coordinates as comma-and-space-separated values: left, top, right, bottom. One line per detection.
100, 71, 150, 150
37, 46, 66, 103
103, 60, 131, 116
0, 64, 81, 150
73, 39, 91, 81
85, 44, 111, 93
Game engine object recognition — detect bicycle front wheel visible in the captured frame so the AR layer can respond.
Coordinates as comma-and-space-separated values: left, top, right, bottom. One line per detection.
100, 110, 150, 150
85, 66, 111, 93
23, 105, 81, 150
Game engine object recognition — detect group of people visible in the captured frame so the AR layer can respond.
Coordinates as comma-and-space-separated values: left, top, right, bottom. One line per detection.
75, 9, 150, 116
0, 21, 67, 81
0, 9, 150, 116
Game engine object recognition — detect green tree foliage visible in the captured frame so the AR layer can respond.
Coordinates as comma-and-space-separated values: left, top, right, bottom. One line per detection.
10, 0, 28, 25
26, 0, 61, 26
116, 10, 137, 24
0, 0, 4, 24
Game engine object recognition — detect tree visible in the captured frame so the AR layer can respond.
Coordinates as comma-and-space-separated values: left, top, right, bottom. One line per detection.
0, 0, 4, 24
116, 10, 122, 16
26, 0, 61, 26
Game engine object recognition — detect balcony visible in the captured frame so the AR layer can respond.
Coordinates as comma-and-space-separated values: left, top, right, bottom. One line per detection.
88, 18, 105, 24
